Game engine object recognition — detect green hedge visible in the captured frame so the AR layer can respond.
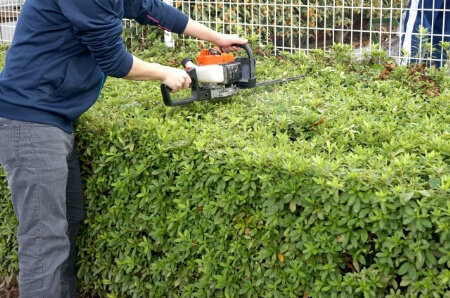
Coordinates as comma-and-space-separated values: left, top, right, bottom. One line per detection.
0, 45, 18, 284
1, 43, 450, 297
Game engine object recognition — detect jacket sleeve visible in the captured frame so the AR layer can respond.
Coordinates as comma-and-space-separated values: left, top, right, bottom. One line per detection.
58, 0, 133, 78
124, 0, 189, 34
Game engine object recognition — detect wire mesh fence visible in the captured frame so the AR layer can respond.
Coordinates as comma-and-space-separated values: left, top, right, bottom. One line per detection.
172, 0, 449, 66
0, 0, 449, 66
176, 0, 407, 56
0, 0, 22, 42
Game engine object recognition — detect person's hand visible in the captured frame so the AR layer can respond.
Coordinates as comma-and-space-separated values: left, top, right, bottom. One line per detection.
213, 34, 248, 52
161, 66, 192, 92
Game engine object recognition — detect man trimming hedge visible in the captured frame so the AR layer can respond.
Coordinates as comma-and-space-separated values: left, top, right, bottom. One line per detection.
0, 0, 247, 296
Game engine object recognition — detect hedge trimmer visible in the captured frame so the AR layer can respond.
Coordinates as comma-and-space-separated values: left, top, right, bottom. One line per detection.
160, 44, 306, 106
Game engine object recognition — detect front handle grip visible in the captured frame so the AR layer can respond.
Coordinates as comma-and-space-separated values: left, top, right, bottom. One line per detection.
161, 84, 196, 106
234, 44, 256, 88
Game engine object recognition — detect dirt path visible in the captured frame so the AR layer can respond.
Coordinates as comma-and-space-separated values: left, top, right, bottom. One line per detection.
0, 276, 19, 298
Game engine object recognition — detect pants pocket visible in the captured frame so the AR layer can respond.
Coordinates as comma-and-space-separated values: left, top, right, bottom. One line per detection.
0, 123, 18, 173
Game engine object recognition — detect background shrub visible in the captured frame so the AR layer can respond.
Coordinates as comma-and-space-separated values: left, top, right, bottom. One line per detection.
1, 43, 449, 297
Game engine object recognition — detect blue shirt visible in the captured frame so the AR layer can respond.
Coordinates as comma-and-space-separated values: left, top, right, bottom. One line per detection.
0, 0, 189, 133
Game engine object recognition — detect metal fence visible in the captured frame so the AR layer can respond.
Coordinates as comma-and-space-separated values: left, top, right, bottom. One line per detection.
0, 0, 22, 42
1, 0, 449, 66
174, 0, 408, 60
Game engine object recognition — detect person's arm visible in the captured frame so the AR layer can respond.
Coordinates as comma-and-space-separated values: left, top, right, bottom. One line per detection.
123, 0, 248, 90
182, 19, 247, 52
125, 0, 247, 50
124, 56, 191, 92
124, 20, 247, 84
124, 18, 247, 91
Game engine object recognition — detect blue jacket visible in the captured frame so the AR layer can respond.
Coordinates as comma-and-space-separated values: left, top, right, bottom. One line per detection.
0, 0, 189, 133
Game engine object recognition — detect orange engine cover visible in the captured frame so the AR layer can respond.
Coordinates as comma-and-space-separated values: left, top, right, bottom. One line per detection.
197, 48, 235, 65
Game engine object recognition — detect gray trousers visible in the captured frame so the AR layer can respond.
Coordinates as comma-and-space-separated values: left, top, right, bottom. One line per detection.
0, 117, 85, 298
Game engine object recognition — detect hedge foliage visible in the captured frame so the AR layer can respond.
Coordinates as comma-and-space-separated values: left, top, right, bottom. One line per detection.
1, 42, 450, 297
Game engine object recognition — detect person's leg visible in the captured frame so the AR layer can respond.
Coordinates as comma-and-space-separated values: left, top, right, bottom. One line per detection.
401, 0, 437, 63
0, 117, 73, 298
431, 1, 450, 67
443, 2, 450, 66
61, 143, 86, 298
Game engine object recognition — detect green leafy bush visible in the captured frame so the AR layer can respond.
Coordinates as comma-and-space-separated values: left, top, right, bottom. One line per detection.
0, 46, 19, 284
1, 43, 450, 297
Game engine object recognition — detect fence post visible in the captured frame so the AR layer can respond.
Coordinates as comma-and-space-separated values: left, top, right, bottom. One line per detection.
163, 0, 175, 48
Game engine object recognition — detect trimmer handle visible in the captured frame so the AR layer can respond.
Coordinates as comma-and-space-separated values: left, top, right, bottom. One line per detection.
161, 43, 256, 106
161, 68, 212, 106
235, 43, 256, 88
